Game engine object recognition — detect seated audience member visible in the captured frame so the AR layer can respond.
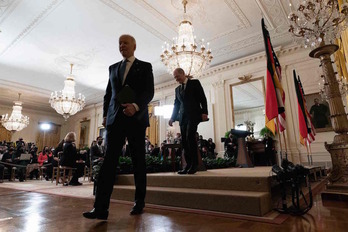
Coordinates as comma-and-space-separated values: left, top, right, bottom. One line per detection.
90, 136, 105, 165
16, 137, 25, 148
147, 144, 154, 156
159, 142, 170, 160
145, 136, 151, 154
80, 149, 90, 167
1, 147, 14, 181
197, 135, 207, 153
201, 146, 208, 159
122, 138, 130, 157
60, 132, 83, 186
174, 133, 182, 144
224, 133, 237, 159
150, 144, 160, 157
12, 145, 27, 182
201, 146, 216, 159
44, 148, 54, 180
38, 146, 49, 166
48, 139, 65, 181
207, 138, 216, 155
28, 144, 39, 179
173, 133, 183, 157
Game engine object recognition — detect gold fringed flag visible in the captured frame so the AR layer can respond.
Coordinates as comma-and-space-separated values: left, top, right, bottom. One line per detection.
298, 75, 316, 144
261, 18, 286, 135
293, 70, 315, 145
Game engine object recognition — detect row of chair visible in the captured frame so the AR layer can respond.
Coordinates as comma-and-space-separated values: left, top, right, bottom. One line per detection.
1, 162, 92, 185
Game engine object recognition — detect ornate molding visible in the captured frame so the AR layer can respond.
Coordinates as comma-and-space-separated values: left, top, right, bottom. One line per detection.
0, 0, 14, 18
99, 0, 170, 41
238, 74, 253, 82
200, 44, 303, 78
0, 0, 64, 56
255, 0, 289, 33
212, 79, 225, 88
133, 0, 177, 32
214, 30, 289, 59
224, 0, 250, 28
155, 80, 177, 92
207, 0, 250, 43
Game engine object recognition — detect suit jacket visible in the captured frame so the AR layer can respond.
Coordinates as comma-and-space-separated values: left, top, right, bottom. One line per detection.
171, 79, 208, 125
90, 144, 105, 161
103, 58, 154, 127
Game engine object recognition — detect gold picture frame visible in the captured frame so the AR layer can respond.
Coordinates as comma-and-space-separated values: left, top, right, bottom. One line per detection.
305, 93, 333, 133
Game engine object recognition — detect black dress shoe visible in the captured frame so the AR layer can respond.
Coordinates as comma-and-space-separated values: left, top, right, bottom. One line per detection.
187, 166, 197, 174
69, 181, 83, 186
83, 208, 108, 220
130, 203, 144, 215
177, 169, 188, 175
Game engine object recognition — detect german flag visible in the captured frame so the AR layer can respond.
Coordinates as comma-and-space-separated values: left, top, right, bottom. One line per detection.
293, 70, 310, 145
261, 18, 286, 135
298, 75, 316, 144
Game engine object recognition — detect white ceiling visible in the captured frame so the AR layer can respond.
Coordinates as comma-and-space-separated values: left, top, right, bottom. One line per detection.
0, 0, 293, 114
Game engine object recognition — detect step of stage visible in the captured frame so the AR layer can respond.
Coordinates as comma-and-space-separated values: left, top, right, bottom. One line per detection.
116, 174, 271, 192
111, 185, 271, 216
111, 168, 273, 216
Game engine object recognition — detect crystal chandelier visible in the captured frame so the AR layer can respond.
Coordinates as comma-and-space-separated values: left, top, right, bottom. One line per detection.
1, 93, 29, 132
160, 0, 213, 77
288, 0, 348, 48
49, 64, 85, 120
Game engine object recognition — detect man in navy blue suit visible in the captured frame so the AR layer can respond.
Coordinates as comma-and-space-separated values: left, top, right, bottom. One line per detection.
169, 68, 208, 175
83, 34, 154, 219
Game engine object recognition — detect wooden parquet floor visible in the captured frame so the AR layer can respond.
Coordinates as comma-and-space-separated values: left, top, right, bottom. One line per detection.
0, 183, 348, 232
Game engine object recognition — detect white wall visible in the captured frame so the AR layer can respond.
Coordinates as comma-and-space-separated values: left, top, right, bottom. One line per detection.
62, 103, 104, 148
0, 106, 66, 143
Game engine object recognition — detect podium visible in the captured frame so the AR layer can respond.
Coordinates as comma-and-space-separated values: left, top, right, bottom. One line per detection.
230, 129, 253, 168
163, 144, 181, 172
163, 143, 206, 172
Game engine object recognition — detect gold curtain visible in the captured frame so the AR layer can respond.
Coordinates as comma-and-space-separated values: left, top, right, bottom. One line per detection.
334, 38, 348, 81
146, 102, 159, 146
336, 1, 348, 106
0, 124, 12, 142
36, 123, 61, 152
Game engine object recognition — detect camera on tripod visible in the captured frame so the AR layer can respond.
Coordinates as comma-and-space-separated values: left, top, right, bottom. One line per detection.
273, 159, 309, 182
272, 159, 312, 215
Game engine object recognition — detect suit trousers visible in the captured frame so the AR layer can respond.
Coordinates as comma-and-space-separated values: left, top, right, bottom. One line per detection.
94, 112, 147, 211
180, 121, 198, 169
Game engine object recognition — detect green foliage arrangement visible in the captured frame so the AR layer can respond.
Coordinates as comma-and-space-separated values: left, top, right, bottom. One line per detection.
202, 157, 236, 169
259, 127, 275, 138
115, 155, 236, 174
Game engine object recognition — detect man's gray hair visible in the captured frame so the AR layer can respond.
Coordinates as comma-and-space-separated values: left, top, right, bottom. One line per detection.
120, 34, 136, 45
175, 67, 185, 74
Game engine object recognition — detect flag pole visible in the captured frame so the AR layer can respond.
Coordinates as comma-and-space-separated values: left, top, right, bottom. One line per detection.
308, 142, 313, 166
276, 117, 283, 163
305, 140, 311, 166
282, 132, 288, 160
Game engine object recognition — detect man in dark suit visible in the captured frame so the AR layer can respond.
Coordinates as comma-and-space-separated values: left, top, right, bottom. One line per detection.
168, 68, 208, 174
90, 136, 105, 163
83, 34, 154, 220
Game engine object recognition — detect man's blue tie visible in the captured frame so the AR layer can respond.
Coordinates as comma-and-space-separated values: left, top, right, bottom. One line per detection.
119, 59, 128, 84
